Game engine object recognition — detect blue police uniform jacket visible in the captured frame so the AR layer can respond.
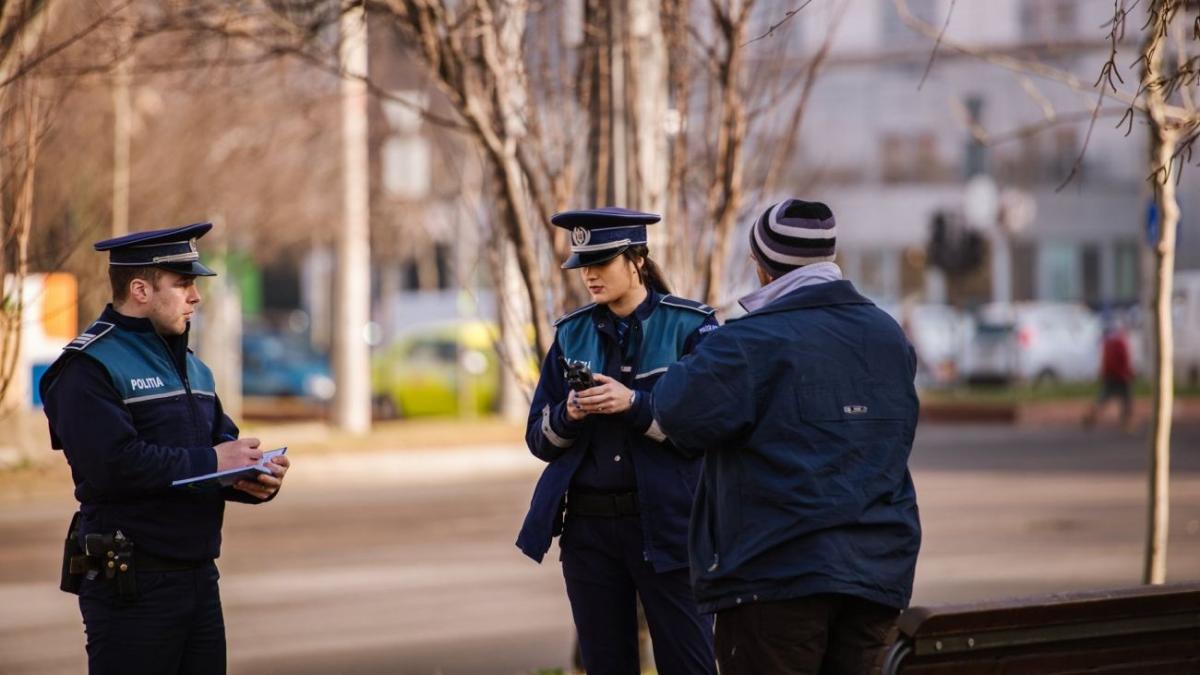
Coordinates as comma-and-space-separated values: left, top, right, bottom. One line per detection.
653, 280, 921, 612
41, 305, 267, 563
516, 290, 718, 572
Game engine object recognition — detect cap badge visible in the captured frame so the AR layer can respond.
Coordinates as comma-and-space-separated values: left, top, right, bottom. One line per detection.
572, 226, 590, 247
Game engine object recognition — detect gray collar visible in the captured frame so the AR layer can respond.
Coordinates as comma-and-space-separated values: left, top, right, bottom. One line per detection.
738, 262, 844, 313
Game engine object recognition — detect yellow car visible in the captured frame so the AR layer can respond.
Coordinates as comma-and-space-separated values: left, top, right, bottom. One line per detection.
371, 320, 535, 418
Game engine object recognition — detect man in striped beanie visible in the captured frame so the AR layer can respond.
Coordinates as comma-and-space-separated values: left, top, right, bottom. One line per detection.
653, 198, 922, 674
744, 198, 841, 306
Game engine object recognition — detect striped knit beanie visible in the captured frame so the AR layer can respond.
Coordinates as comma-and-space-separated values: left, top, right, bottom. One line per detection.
748, 199, 837, 277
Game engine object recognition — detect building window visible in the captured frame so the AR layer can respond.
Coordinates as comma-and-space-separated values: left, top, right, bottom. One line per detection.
1050, 127, 1080, 178
1114, 241, 1140, 302
880, 0, 939, 47
999, 127, 1082, 186
1012, 239, 1037, 301
1082, 243, 1101, 306
1019, 0, 1078, 41
1038, 242, 1082, 301
880, 131, 951, 183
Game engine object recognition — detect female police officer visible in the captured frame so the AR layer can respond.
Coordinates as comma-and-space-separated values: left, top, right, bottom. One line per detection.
516, 207, 718, 674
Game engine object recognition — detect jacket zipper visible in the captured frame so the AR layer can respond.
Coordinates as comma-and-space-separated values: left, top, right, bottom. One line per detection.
158, 334, 201, 443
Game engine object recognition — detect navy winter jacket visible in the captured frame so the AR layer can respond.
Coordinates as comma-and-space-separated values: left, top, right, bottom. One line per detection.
516, 291, 718, 572
653, 280, 921, 612
41, 305, 267, 563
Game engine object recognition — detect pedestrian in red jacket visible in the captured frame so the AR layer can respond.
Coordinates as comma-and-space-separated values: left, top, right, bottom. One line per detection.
1084, 322, 1135, 430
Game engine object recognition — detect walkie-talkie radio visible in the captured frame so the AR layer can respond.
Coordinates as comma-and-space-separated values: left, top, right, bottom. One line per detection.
559, 357, 596, 392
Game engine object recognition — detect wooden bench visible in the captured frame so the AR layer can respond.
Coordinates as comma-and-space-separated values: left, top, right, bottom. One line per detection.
880, 583, 1200, 674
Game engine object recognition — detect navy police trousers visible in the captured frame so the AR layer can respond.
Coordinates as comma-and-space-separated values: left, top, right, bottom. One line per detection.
78, 562, 226, 674
561, 515, 716, 675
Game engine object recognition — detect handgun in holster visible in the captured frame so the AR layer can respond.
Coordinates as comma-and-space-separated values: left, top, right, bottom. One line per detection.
84, 529, 138, 601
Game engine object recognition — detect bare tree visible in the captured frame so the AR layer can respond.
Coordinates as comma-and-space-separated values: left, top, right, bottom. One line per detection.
1128, 0, 1196, 585
896, 0, 1200, 583
25, 0, 830, 392
0, 0, 61, 409
698, 0, 753, 307
362, 0, 556, 356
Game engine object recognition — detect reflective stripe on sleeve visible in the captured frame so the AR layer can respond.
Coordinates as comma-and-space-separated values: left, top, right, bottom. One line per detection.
542, 404, 574, 448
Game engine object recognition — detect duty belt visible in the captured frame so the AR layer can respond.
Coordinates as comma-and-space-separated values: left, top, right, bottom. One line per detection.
71, 550, 207, 574
569, 491, 639, 517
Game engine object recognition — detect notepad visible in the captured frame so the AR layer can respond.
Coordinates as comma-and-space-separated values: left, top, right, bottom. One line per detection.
172, 447, 287, 489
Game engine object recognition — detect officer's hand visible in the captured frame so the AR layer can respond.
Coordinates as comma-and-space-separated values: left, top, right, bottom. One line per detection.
214, 437, 262, 473
576, 374, 634, 415
565, 389, 589, 421
234, 453, 289, 501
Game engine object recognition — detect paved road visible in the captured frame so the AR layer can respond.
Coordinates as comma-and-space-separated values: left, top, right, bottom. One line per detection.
1, 423, 1198, 674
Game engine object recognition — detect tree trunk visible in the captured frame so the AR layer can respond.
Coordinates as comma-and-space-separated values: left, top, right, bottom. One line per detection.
1140, 0, 1180, 585
495, 237, 532, 421
112, 18, 133, 239
482, 0, 554, 356
702, 4, 751, 307
332, 4, 372, 434
0, 85, 37, 409
489, 152, 553, 356
628, 0, 669, 251
584, 0, 611, 206
662, 0, 692, 292
198, 237, 243, 422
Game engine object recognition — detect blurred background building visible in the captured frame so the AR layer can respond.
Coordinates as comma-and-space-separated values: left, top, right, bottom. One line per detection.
4, 0, 1198, 418
790, 0, 1199, 309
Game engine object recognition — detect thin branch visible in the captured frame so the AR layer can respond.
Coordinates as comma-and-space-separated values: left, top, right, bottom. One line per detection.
1017, 75, 1058, 120
1095, 0, 1130, 93
170, 14, 471, 131
1055, 89, 1106, 191
917, 0, 956, 90
742, 0, 813, 48
754, 0, 845, 203
0, 0, 136, 90
892, 0, 1190, 123
985, 107, 1131, 144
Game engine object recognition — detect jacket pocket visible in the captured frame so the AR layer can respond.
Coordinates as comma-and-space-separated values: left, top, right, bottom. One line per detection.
792, 382, 915, 505
796, 382, 911, 423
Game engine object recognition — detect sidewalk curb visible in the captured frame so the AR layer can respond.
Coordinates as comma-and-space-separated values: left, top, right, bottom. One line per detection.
921, 397, 1200, 427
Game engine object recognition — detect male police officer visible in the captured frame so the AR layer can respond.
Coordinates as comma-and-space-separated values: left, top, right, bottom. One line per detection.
41, 222, 289, 675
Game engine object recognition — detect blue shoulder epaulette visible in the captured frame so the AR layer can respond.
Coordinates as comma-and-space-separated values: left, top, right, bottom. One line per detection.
554, 303, 597, 327
659, 295, 715, 316
64, 321, 116, 352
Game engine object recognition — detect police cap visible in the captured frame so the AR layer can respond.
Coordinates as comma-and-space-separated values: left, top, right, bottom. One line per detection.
93, 222, 217, 277
551, 207, 660, 270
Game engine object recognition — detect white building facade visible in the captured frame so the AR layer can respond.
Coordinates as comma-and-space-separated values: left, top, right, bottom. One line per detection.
770, 0, 1199, 308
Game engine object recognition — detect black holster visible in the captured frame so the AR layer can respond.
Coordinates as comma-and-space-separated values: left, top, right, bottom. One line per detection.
59, 511, 84, 595
84, 530, 137, 602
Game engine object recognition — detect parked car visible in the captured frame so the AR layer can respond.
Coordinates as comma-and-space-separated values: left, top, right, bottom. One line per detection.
889, 303, 973, 387
242, 329, 335, 401
1176, 271, 1200, 387
960, 302, 1101, 386
371, 319, 532, 418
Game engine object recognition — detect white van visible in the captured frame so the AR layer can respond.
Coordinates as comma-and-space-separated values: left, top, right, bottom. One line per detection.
960, 302, 1102, 386
1176, 271, 1200, 387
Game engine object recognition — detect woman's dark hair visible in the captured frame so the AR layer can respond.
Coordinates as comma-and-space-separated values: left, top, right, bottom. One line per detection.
622, 245, 671, 295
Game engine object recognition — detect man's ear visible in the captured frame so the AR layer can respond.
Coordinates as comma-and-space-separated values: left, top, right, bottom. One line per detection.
128, 278, 151, 303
